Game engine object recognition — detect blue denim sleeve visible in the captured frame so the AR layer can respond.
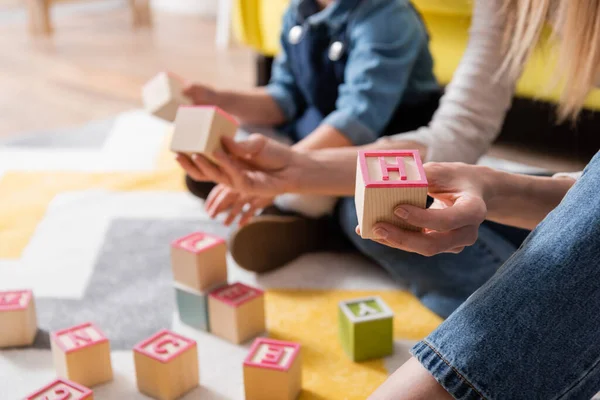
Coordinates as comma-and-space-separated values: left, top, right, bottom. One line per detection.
265, 8, 301, 121
323, 3, 429, 145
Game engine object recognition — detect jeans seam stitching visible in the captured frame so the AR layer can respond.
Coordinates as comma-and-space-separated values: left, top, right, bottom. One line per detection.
422, 340, 488, 400
554, 355, 600, 400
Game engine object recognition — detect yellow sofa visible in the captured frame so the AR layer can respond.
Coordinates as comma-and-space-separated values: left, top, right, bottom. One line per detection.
233, 0, 600, 110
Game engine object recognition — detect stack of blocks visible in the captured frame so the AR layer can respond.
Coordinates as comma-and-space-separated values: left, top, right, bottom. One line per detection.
170, 232, 266, 344
355, 149, 428, 238
338, 296, 394, 361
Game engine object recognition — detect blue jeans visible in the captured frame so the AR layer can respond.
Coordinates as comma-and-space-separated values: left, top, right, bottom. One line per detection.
338, 198, 525, 318
411, 151, 600, 399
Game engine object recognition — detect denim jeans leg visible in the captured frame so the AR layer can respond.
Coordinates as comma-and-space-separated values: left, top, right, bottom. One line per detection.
337, 197, 520, 318
411, 152, 600, 400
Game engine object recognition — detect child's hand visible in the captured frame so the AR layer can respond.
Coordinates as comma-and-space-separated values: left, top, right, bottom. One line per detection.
205, 184, 274, 226
182, 83, 219, 106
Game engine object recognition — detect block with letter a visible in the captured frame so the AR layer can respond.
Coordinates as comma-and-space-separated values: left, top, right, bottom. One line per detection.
243, 338, 302, 400
338, 296, 394, 361
0, 289, 37, 348
142, 71, 191, 122
50, 322, 113, 387
24, 378, 93, 400
133, 329, 199, 400
170, 232, 227, 292
355, 149, 428, 238
208, 282, 266, 344
171, 105, 238, 162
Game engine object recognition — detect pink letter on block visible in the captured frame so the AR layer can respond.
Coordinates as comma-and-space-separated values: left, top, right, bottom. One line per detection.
209, 282, 264, 308
134, 329, 196, 363
52, 322, 108, 353
25, 378, 93, 400
171, 232, 225, 254
358, 150, 427, 188
0, 290, 32, 311
243, 338, 301, 372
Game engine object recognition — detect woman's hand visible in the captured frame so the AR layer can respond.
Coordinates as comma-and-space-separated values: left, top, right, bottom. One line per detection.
175, 134, 303, 197
205, 184, 274, 226
359, 162, 494, 256
182, 83, 219, 106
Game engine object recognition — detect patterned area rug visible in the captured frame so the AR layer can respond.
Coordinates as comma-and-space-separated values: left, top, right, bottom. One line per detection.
0, 111, 443, 399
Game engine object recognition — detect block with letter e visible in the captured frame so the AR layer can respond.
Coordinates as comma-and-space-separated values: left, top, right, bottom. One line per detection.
243, 338, 302, 400
142, 71, 191, 122
338, 296, 394, 361
355, 149, 428, 239
133, 329, 199, 400
24, 378, 93, 400
171, 105, 238, 162
50, 322, 113, 387
0, 289, 37, 348
170, 232, 227, 292
208, 282, 265, 344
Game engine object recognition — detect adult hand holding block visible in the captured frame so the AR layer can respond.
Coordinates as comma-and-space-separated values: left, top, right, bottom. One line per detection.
171, 105, 239, 164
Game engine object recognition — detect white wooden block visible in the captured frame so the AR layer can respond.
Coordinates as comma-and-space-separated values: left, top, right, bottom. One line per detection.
243, 338, 302, 400
25, 378, 93, 400
142, 72, 191, 122
51, 322, 113, 387
355, 150, 428, 239
170, 105, 238, 161
0, 289, 37, 348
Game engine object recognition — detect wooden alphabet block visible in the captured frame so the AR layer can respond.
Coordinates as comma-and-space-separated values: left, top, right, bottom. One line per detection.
25, 378, 93, 400
208, 282, 265, 344
171, 232, 228, 292
170, 105, 238, 161
133, 329, 199, 400
243, 338, 302, 400
51, 322, 113, 387
355, 150, 428, 239
338, 296, 394, 362
142, 72, 191, 122
0, 289, 37, 348
174, 282, 216, 331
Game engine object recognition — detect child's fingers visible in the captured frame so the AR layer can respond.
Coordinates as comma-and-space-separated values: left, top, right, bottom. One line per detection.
208, 188, 238, 219
239, 202, 260, 226
224, 199, 246, 226
205, 184, 226, 212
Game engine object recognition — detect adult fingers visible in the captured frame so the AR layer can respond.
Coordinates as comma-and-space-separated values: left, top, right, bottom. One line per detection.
221, 135, 266, 160
393, 194, 486, 232
212, 150, 250, 190
176, 154, 208, 182
190, 154, 232, 186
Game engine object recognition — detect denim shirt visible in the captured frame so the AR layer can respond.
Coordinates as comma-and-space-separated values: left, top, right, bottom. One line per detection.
266, 0, 440, 145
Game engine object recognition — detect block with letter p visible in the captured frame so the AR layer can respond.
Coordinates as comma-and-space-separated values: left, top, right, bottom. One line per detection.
243, 338, 302, 400
133, 329, 199, 400
355, 150, 428, 239
338, 296, 394, 361
50, 322, 113, 387
0, 289, 37, 348
25, 378, 93, 400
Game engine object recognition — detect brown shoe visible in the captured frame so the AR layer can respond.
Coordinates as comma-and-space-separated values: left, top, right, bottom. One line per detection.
229, 211, 328, 273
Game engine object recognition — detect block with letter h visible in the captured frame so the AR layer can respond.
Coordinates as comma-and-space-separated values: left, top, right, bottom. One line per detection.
133, 329, 199, 400
142, 71, 191, 122
338, 296, 394, 362
25, 378, 93, 400
355, 150, 428, 239
208, 282, 265, 344
171, 105, 238, 162
0, 289, 37, 348
51, 322, 113, 387
243, 338, 302, 400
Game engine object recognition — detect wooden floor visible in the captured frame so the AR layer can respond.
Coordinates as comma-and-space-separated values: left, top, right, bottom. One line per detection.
0, 4, 588, 171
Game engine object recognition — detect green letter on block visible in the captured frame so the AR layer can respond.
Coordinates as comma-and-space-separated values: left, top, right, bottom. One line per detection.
338, 296, 394, 362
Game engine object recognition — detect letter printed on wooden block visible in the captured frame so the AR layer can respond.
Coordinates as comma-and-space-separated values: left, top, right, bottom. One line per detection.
133, 329, 199, 400
174, 282, 219, 331
170, 105, 238, 161
171, 232, 227, 291
25, 378, 93, 400
355, 150, 428, 238
142, 71, 191, 122
0, 289, 37, 348
51, 322, 113, 387
243, 338, 302, 400
338, 296, 394, 361
208, 282, 265, 344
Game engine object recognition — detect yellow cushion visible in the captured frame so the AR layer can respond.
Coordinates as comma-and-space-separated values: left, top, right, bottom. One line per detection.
232, 0, 600, 110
